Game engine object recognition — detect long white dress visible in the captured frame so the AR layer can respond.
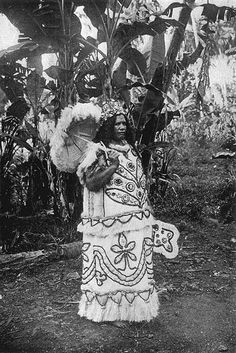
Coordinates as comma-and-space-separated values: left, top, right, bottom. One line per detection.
77, 143, 160, 322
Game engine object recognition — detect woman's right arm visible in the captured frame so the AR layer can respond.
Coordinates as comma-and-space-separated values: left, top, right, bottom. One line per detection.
85, 150, 120, 192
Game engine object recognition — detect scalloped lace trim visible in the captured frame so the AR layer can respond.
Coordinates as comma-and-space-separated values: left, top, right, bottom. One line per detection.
77, 209, 156, 237
78, 286, 159, 322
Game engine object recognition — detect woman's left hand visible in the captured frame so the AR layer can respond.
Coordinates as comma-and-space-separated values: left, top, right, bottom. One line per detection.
108, 150, 120, 167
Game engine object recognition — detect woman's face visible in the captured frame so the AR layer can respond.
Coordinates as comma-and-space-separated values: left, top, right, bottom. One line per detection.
112, 115, 127, 141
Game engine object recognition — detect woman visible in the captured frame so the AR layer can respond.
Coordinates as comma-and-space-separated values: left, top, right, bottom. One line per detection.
50, 101, 179, 326
76, 110, 160, 325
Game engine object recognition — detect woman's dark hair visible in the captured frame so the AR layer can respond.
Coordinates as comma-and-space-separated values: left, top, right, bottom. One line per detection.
93, 114, 135, 147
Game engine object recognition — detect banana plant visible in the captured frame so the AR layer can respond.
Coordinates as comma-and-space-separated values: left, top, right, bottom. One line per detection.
70, 0, 181, 104
1, 0, 236, 216
0, 112, 33, 213
135, 1, 236, 174
1, 1, 236, 120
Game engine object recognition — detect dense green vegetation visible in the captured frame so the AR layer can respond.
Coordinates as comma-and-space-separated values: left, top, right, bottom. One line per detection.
0, 0, 235, 253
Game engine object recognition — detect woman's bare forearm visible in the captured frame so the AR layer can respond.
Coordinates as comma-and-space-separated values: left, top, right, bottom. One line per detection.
85, 163, 118, 192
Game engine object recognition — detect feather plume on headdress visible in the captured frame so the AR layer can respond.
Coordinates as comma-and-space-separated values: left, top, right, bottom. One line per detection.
50, 101, 102, 173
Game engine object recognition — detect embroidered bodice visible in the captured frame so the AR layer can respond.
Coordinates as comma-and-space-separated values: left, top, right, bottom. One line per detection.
80, 143, 150, 220
105, 146, 147, 210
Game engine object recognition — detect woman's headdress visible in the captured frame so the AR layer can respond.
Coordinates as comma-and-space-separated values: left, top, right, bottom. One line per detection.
100, 99, 128, 124
50, 98, 134, 173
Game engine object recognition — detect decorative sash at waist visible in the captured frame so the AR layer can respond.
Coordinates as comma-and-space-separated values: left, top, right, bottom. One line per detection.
77, 208, 156, 237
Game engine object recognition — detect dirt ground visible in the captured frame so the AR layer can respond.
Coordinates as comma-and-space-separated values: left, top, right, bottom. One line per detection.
0, 146, 236, 353
0, 219, 235, 353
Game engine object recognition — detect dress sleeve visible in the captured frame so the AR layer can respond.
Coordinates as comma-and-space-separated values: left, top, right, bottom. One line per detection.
77, 147, 108, 185
85, 151, 107, 179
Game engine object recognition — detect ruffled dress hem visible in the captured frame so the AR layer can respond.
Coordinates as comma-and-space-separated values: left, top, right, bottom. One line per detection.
78, 286, 159, 322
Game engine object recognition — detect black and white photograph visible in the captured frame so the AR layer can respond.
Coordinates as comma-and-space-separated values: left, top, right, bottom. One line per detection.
0, 0, 235, 352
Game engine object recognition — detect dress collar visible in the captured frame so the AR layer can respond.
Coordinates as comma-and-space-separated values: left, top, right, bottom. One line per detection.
109, 141, 130, 153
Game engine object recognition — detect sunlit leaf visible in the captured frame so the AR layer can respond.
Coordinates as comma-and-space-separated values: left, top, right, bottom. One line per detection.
0, 133, 33, 151
225, 47, 236, 56
44, 66, 72, 82
76, 37, 98, 66
80, 0, 107, 28
141, 33, 165, 82
0, 41, 39, 61
162, 2, 186, 17
113, 17, 181, 62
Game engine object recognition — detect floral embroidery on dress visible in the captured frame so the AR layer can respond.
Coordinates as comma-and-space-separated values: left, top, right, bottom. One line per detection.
81, 242, 90, 262
81, 236, 154, 286
95, 270, 107, 286
111, 233, 137, 271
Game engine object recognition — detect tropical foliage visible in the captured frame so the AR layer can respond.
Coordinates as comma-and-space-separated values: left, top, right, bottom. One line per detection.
0, 0, 236, 252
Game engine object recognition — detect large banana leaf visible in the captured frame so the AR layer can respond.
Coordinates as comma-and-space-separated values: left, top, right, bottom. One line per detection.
112, 18, 181, 57
0, 59, 30, 105
136, 3, 192, 145
141, 33, 165, 82
137, 1, 236, 147
0, 1, 81, 53
77, 0, 132, 28
75, 12, 182, 101
119, 47, 147, 77
0, 41, 39, 61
